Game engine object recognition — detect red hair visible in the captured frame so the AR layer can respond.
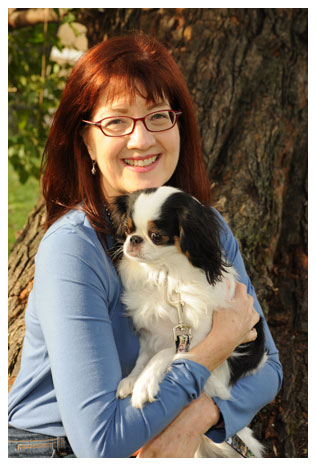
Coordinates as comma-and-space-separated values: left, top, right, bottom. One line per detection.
41, 33, 211, 237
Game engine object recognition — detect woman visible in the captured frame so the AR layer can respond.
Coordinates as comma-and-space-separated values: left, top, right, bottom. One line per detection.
8, 33, 282, 458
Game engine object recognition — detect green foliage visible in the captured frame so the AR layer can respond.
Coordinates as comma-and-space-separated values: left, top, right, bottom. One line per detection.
8, 17, 75, 183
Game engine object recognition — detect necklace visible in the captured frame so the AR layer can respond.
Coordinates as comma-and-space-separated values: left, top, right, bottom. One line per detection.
105, 206, 115, 228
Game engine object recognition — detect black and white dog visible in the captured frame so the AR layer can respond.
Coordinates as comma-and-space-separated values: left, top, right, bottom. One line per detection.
112, 186, 267, 457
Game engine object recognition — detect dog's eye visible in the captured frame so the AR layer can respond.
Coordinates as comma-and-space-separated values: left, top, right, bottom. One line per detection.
150, 232, 162, 245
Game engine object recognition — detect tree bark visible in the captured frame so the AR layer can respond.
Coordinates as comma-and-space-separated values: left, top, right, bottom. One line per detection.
8, 197, 46, 389
8, 8, 307, 458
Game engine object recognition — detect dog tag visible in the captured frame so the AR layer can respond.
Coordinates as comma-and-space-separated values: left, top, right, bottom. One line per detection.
173, 323, 192, 353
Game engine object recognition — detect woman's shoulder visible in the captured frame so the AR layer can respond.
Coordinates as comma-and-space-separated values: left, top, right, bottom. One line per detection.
38, 208, 107, 261
44, 208, 91, 235
210, 206, 233, 240
210, 206, 238, 262
33, 208, 120, 305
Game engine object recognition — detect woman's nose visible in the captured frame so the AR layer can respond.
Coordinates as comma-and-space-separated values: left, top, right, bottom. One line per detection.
126, 121, 156, 150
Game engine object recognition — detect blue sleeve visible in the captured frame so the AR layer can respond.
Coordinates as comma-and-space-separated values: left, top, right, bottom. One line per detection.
34, 226, 210, 458
206, 210, 283, 443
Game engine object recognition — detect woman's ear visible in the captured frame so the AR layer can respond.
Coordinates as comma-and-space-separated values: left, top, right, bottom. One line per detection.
80, 125, 95, 162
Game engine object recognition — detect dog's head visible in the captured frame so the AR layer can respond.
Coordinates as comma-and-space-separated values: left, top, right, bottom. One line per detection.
112, 186, 228, 285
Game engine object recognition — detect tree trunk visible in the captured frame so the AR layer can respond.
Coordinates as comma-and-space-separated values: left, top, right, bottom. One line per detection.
8, 197, 46, 389
8, 8, 307, 458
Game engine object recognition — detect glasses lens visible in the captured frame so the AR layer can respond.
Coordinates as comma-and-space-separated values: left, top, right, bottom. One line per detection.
145, 111, 176, 132
101, 117, 133, 136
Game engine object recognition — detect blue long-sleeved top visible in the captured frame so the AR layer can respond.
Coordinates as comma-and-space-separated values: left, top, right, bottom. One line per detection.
8, 207, 282, 457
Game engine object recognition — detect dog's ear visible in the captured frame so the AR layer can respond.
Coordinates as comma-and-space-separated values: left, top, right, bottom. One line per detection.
178, 197, 228, 285
109, 195, 130, 237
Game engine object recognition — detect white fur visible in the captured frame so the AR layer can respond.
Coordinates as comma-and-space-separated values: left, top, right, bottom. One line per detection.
116, 188, 266, 457
133, 186, 180, 231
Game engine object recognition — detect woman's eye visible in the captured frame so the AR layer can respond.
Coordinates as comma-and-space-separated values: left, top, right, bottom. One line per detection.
146, 111, 173, 129
104, 118, 125, 127
101, 117, 131, 135
150, 232, 162, 244
150, 112, 169, 121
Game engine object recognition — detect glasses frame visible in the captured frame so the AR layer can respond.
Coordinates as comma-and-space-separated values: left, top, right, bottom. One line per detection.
82, 109, 182, 137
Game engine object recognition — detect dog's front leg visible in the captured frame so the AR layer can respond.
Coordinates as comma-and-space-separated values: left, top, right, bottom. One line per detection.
131, 347, 176, 409
116, 337, 153, 399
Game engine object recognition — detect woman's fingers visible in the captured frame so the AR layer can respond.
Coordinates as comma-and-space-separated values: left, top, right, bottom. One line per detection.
243, 327, 258, 343
230, 282, 260, 345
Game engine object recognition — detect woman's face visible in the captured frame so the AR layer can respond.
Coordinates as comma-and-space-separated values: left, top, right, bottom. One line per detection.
82, 89, 180, 199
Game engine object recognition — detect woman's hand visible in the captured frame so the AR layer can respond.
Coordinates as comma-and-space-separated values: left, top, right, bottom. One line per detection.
137, 394, 220, 458
187, 281, 260, 372
213, 281, 260, 346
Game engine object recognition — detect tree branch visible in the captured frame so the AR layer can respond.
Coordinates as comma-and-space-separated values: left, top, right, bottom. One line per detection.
8, 8, 67, 29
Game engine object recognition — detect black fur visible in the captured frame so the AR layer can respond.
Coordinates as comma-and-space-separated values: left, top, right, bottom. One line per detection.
159, 191, 229, 286
111, 188, 157, 238
228, 318, 266, 385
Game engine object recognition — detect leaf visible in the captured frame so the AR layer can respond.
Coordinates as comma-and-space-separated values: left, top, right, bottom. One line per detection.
62, 12, 76, 24
8, 13, 76, 182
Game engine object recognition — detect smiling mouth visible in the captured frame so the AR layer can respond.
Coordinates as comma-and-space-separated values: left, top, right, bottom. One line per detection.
123, 155, 159, 167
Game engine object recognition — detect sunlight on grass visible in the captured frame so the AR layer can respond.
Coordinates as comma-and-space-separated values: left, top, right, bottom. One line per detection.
8, 163, 40, 255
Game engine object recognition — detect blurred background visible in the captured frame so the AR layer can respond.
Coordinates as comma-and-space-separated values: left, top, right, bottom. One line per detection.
8, 8, 308, 458
8, 8, 88, 252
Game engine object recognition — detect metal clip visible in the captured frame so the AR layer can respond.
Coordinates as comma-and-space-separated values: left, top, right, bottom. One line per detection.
173, 323, 192, 353
172, 300, 192, 353
164, 273, 192, 353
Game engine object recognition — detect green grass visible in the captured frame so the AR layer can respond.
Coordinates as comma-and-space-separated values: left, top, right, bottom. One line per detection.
8, 163, 40, 255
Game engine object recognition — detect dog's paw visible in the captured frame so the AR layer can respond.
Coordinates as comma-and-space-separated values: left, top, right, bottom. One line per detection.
131, 374, 160, 409
116, 376, 137, 399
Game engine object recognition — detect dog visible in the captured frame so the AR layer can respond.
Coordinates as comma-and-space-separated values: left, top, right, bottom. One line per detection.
111, 186, 267, 457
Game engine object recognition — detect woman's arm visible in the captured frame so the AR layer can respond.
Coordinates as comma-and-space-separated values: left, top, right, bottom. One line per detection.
137, 281, 260, 458
205, 210, 283, 442
35, 212, 281, 457
139, 211, 283, 456
35, 224, 211, 458
138, 394, 220, 457
187, 281, 260, 371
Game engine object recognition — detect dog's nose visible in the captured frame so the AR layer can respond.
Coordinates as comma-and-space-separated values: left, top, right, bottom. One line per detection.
130, 235, 143, 246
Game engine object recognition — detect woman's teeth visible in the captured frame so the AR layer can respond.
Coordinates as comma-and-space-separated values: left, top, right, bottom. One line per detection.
124, 155, 159, 167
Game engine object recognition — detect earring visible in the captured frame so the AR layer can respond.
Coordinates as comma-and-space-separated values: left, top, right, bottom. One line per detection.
91, 160, 97, 175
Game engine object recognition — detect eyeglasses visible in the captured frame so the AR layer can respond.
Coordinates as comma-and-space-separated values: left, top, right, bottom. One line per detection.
82, 109, 182, 137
